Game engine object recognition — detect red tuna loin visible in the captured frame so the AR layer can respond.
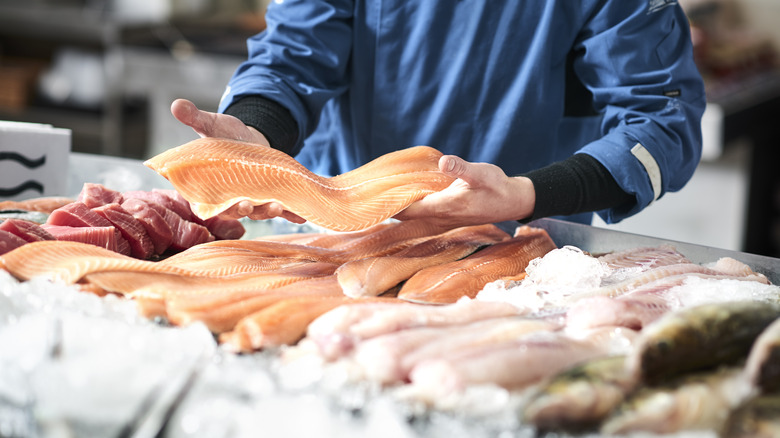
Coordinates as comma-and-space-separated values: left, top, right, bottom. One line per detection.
0, 229, 27, 255
139, 201, 213, 251
41, 225, 119, 252
123, 190, 191, 221
46, 202, 131, 255
93, 203, 155, 259
158, 189, 245, 239
0, 219, 56, 242
203, 216, 245, 240
76, 183, 123, 208
121, 198, 173, 255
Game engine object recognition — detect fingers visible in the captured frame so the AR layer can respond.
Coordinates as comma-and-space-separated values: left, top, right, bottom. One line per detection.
170, 98, 272, 146
217, 200, 307, 225
170, 98, 215, 138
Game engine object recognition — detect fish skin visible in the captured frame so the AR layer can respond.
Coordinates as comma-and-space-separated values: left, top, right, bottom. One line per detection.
337, 224, 511, 298
397, 226, 557, 304
522, 355, 638, 433
744, 317, 780, 394
145, 138, 456, 231
722, 395, 780, 438
601, 367, 749, 436
627, 301, 780, 386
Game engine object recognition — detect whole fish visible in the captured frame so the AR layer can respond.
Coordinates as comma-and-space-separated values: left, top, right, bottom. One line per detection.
522, 355, 638, 432
626, 301, 780, 385
722, 395, 780, 438
744, 317, 780, 394
601, 366, 750, 435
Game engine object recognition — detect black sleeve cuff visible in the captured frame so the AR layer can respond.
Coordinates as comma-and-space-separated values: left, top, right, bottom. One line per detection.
223, 96, 300, 155
521, 153, 635, 221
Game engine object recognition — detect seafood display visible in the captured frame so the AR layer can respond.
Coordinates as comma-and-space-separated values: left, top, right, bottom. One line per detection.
144, 138, 456, 231
2, 149, 780, 438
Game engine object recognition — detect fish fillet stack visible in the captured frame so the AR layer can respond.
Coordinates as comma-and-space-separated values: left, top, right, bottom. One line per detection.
0, 215, 557, 340
287, 244, 780, 436
3, 139, 780, 436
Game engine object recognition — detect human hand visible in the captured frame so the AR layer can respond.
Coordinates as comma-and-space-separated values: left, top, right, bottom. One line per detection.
393, 155, 536, 229
170, 98, 305, 224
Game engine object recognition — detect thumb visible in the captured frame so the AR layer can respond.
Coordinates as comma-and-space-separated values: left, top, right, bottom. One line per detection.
439, 155, 482, 186
171, 98, 213, 138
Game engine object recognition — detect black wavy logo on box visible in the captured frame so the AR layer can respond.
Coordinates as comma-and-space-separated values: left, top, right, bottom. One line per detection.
1, 152, 47, 196
0, 151, 46, 168
0, 180, 44, 196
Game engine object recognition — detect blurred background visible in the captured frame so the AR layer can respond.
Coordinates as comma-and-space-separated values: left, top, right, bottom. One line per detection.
0, 0, 778, 256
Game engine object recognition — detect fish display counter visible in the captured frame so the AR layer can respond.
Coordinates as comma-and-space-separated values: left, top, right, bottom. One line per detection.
1, 151, 780, 437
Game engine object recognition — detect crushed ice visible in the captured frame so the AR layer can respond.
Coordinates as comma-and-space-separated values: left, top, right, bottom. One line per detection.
477, 246, 613, 311
1, 262, 532, 438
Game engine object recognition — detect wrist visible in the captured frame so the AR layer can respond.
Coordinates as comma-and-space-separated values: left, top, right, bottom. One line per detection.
510, 176, 536, 220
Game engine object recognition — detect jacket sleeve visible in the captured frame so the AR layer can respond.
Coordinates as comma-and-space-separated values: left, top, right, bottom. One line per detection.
218, 0, 354, 156
574, 1, 706, 223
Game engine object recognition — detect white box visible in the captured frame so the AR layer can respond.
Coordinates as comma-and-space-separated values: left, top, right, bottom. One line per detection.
0, 121, 71, 201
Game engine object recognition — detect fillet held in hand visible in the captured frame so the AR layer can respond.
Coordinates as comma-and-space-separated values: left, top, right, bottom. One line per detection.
144, 138, 456, 231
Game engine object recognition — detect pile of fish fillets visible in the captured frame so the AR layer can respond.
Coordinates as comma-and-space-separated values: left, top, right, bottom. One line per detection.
284, 244, 780, 437
0, 214, 555, 349
2, 194, 780, 437
0, 183, 244, 259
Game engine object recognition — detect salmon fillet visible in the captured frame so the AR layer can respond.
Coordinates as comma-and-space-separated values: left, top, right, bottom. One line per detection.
397, 226, 557, 304
336, 224, 511, 297
144, 138, 455, 231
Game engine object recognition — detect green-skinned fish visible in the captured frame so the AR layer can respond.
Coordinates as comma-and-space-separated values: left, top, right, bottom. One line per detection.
602, 366, 750, 435
744, 317, 780, 394
627, 301, 780, 386
722, 395, 780, 438
522, 354, 637, 432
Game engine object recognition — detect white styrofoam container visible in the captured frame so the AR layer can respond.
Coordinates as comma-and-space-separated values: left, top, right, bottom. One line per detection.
0, 121, 71, 201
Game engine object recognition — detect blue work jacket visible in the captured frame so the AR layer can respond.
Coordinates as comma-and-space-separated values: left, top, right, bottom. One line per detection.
219, 0, 706, 223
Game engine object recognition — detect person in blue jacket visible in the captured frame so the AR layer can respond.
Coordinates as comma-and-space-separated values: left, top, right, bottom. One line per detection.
171, 0, 706, 229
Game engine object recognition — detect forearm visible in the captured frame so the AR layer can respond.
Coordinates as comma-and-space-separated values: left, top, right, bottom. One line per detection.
223, 96, 300, 154
522, 153, 634, 221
